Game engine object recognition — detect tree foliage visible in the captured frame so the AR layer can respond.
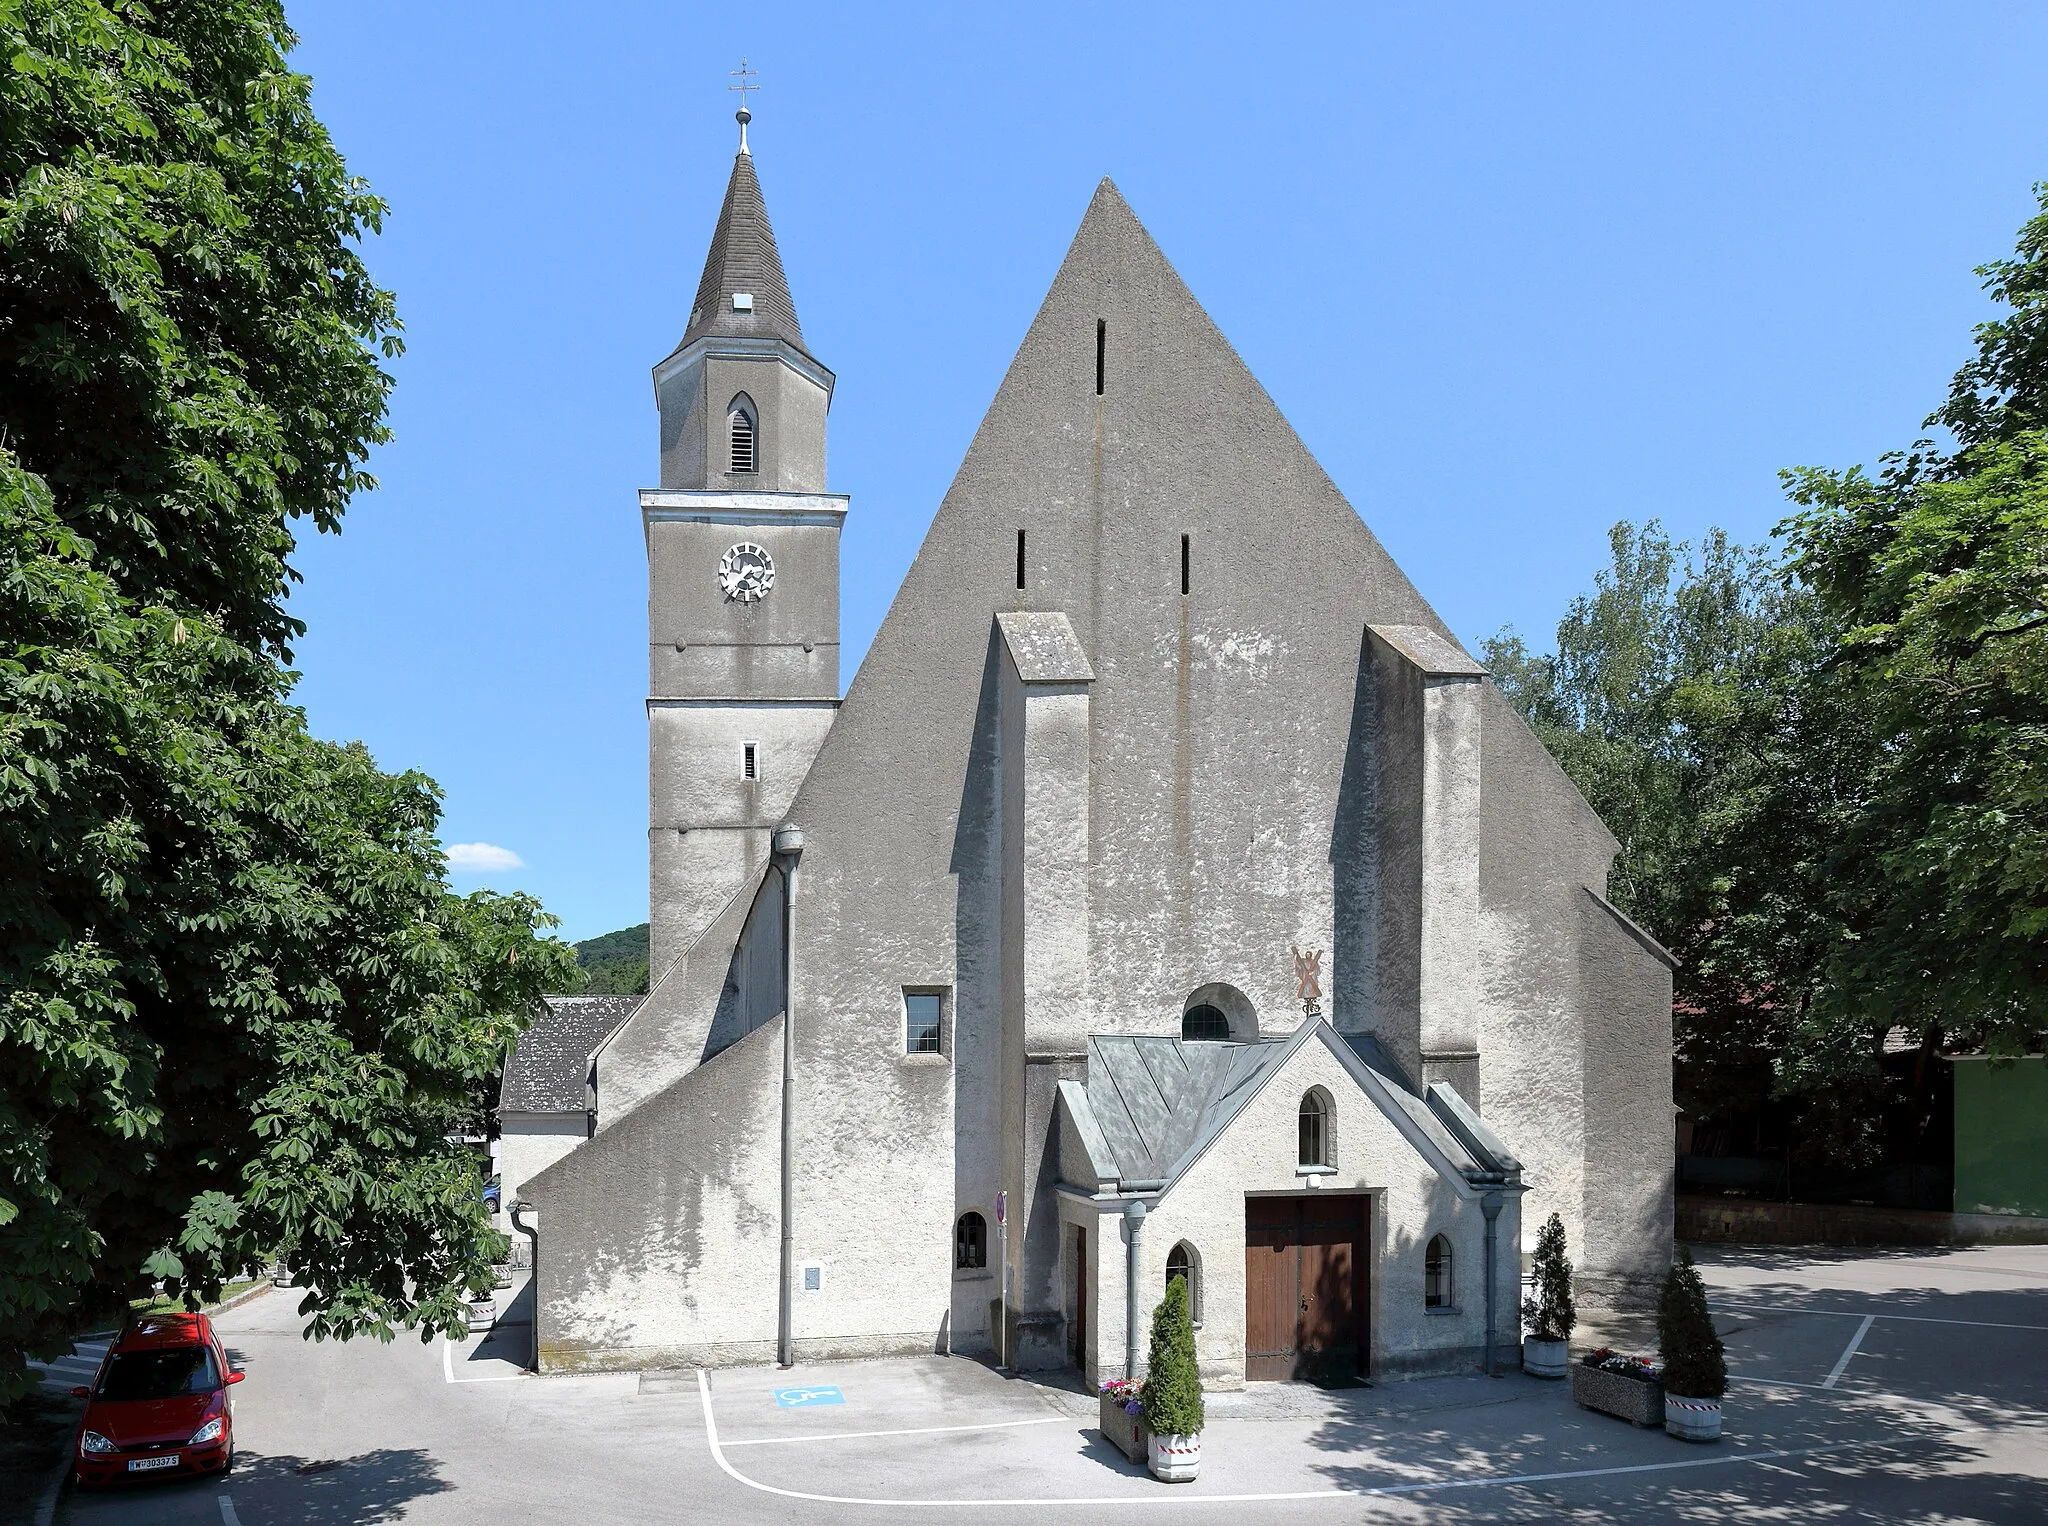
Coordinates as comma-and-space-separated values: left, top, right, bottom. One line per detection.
1520, 1211, 1576, 1343
0, 1, 576, 1404
1780, 186, 2048, 1069
1655, 1248, 1725, 1400
1140, 1275, 1204, 1438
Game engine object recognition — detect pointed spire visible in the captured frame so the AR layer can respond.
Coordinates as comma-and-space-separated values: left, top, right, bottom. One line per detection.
681, 145, 809, 358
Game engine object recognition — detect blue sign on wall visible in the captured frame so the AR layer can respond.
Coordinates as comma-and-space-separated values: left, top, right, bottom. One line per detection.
774, 1386, 845, 1409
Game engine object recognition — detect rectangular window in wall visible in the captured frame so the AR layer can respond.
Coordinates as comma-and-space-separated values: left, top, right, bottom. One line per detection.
742, 741, 759, 781
904, 991, 943, 1054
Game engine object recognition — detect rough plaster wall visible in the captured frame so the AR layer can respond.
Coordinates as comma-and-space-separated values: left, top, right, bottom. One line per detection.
524, 1017, 785, 1369
1577, 892, 1676, 1300
597, 862, 765, 1126
498, 1117, 586, 1228
1070, 1036, 1516, 1389
1418, 677, 1483, 1092
647, 516, 840, 698
1370, 642, 1424, 1078
1474, 683, 1619, 1259
695, 355, 827, 491
656, 363, 705, 487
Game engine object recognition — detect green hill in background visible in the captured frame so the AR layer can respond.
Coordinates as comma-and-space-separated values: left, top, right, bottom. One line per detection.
567, 923, 648, 995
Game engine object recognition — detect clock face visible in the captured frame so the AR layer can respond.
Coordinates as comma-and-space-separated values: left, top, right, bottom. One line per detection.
718, 542, 775, 603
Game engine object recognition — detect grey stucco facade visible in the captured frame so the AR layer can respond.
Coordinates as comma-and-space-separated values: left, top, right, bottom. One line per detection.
524, 149, 1675, 1384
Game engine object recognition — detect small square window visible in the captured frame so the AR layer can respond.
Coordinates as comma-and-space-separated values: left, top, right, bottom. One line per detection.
802, 1264, 822, 1291
732, 292, 754, 311
904, 992, 942, 1054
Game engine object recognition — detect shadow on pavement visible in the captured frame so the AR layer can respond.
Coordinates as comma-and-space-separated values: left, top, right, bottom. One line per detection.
225, 1447, 453, 1524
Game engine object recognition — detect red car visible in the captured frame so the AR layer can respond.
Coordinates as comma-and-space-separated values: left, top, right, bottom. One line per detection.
70, 1312, 244, 1488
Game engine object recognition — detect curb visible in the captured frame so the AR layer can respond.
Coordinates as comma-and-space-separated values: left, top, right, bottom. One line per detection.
30, 1434, 70, 1526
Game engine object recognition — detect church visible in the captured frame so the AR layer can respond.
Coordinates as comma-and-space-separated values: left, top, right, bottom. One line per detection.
523, 112, 1676, 1388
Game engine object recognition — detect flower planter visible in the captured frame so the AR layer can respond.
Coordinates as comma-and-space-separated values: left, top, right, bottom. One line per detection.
1522, 1337, 1568, 1378
1148, 1431, 1201, 1483
1098, 1394, 1149, 1464
1570, 1363, 1664, 1426
1664, 1393, 1723, 1443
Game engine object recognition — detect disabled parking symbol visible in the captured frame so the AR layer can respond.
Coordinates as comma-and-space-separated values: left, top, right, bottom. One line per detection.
774, 1386, 845, 1408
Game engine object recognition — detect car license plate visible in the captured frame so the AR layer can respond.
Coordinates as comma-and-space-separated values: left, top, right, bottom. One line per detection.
127, 1454, 179, 1472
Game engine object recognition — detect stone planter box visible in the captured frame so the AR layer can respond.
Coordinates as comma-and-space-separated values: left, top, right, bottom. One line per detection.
1099, 1395, 1149, 1464
1570, 1362, 1664, 1426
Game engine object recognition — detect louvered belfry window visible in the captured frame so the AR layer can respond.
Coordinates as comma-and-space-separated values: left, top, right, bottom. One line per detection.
728, 397, 757, 473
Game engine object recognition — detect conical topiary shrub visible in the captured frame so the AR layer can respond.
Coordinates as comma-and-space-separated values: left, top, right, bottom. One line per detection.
1521, 1212, 1576, 1342
1657, 1248, 1726, 1399
1141, 1276, 1204, 1438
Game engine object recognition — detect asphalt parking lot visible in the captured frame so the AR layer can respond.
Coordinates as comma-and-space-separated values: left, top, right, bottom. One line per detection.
38, 1243, 2048, 1524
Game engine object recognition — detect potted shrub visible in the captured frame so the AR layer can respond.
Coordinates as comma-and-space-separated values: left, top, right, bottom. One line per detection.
1520, 1212, 1575, 1378
1657, 1248, 1727, 1442
1570, 1349, 1664, 1425
1097, 1377, 1148, 1463
1141, 1278, 1204, 1482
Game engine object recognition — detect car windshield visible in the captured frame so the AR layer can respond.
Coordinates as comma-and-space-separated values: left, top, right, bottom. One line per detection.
96, 1345, 219, 1401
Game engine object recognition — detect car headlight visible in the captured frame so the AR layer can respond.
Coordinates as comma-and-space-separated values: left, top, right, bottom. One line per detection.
80, 1430, 117, 1455
189, 1416, 224, 1445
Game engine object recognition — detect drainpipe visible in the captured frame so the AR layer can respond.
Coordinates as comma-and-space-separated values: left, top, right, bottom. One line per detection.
1121, 1199, 1147, 1380
772, 823, 804, 1370
1480, 1189, 1503, 1377
508, 1199, 539, 1374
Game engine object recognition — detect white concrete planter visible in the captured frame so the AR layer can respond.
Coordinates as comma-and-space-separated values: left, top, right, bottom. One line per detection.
1663, 1393, 1722, 1443
1522, 1337, 1568, 1378
1148, 1432, 1202, 1483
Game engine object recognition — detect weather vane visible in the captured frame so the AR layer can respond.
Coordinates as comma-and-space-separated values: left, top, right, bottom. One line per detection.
729, 57, 759, 153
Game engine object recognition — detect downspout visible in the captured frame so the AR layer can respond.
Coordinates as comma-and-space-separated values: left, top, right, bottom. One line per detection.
508, 1199, 540, 1374
773, 823, 805, 1370
1121, 1199, 1147, 1380
1480, 1189, 1503, 1378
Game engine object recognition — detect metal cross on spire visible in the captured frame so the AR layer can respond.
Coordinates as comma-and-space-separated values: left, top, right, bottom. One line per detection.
729, 57, 759, 153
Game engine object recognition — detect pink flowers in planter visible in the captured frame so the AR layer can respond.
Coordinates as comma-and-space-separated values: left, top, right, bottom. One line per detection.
1099, 1377, 1144, 1416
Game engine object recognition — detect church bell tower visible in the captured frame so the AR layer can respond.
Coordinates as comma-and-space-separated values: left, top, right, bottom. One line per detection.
642, 104, 843, 976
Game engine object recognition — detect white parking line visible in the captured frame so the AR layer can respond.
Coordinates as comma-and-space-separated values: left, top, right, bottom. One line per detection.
1711, 1300, 2048, 1332
723, 1416, 1070, 1448
217, 1495, 242, 1526
693, 1368, 1877, 1507
441, 1337, 527, 1384
1823, 1315, 1876, 1389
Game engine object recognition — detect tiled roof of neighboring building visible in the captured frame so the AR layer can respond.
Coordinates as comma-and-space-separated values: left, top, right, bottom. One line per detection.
499, 996, 640, 1114
679, 148, 809, 359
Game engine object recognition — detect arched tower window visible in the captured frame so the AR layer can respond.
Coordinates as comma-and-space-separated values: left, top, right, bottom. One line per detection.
1425, 1233, 1454, 1308
954, 1212, 987, 1270
727, 394, 758, 474
1298, 1089, 1332, 1168
1181, 1004, 1229, 1042
1166, 1241, 1203, 1326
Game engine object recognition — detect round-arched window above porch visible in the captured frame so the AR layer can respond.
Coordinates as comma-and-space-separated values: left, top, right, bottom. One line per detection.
1166, 1240, 1203, 1326
1181, 982, 1259, 1042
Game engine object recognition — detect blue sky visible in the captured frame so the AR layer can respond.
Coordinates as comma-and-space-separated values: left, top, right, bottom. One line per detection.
283, 1, 2048, 943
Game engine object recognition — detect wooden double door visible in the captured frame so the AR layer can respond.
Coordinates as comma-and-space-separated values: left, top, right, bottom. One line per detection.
1245, 1194, 1368, 1382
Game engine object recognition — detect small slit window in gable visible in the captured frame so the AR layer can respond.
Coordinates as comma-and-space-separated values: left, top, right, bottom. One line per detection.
1016, 529, 1026, 591
1095, 319, 1106, 395
741, 741, 759, 781
1181, 534, 1190, 596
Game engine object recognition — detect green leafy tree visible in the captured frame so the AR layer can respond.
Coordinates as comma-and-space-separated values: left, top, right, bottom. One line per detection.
1655, 1248, 1726, 1399
1140, 1276, 1204, 1438
1484, 525, 1878, 1152
1780, 186, 2048, 1070
1520, 1211, 1576, 1343
0, 1, 576, 1403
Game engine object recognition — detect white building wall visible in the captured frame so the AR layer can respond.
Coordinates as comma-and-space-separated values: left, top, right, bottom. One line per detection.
499, 1114, 588, 1228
